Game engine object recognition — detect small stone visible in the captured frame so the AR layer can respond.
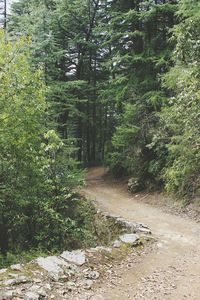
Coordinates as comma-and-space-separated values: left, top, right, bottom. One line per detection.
44, 283, 51, 290
89, 246, 112, 253
33, 278, 42, 283
3, 279, 17, 286
112, 240, 121, 248
61, 250, 86, 266
59, 275, 69, 282
9, 273, 19, 278
85, 271, 100, 280
67, 281, 76, 287
29, 284, 47, 297
0, 268, 7, 274
66, 281, 76, 291
17, 275, 31, 284
119, 233, 139, 244
10, 264, 23, 271
137, 227, 151, 234
24, 291, 39, 300
83, 279, 93, 290
3, 275, 31, 286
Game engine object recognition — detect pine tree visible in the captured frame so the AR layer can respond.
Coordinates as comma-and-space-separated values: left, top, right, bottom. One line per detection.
104, 0, 177, 185
154, 0, 200, 196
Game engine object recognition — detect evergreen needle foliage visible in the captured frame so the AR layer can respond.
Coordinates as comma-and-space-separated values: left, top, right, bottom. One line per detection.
0, 0, 199, 258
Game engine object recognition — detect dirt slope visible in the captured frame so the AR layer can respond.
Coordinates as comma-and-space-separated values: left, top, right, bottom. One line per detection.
82, 167, 200, 300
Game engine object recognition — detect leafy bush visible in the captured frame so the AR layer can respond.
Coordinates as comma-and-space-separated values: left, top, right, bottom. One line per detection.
0, 31, 83, 255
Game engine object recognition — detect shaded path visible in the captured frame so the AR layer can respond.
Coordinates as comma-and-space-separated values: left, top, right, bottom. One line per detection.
82, 167, 200, 300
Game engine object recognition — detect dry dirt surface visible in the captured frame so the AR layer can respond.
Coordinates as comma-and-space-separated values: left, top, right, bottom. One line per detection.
82, 167, 200, 300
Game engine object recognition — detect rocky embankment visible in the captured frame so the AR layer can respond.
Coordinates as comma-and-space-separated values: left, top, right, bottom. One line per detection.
0, 213, 152, 300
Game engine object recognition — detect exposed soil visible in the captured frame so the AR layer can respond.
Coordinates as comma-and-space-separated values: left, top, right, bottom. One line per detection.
81, 167, 200, 300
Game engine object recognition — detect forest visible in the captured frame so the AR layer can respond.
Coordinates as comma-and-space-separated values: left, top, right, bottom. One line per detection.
0, 0, 200, 262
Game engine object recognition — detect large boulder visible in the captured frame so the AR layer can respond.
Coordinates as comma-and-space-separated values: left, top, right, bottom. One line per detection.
34, 256, 71, 280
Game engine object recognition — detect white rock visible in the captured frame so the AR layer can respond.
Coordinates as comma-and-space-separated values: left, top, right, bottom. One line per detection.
89, 246, 112, 253
83, 279, 93, 290
61, 250, 86, 266
119, 233, 139, 244
137, 227, 151, 234
30, 284, 47, 297
137, 223, 150, 229
35, 256, 70, 280
24, 291, 39, 300
112, 240, 121, 248
3, 279, 17, 286
85, 271, 100, 280
0, 290, 13, 299
44, 283, 52, 290
67, 281, 76, 287
33, 278, 42, 283
10, 264, 23, 271
0, 268, 7, 274
3, 275, 30, 286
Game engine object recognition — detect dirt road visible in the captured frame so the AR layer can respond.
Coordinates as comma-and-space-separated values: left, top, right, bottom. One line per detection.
82, 167, 200, 300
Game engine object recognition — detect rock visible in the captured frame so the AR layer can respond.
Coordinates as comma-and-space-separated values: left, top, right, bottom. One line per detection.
44, 283, 51, 291
89, 246, 112, 253
61, 250, 86, 266
59, 275, 69, 282
67, 281, 76, 287
66, 281, 76, 291
3, 275, 30, 286
0, 268, 7, 274
10, 264, 23, 271
33, 278, 42, 283
137, 227, 151, 234
29, 284, 47, 297
83, 279, 93, 290
3, 279, 17, 286
34, 256, 71, 280
119, 233, 139, 244
24, 291, 40, 300
128, 177, 141, 193
112, 240, 121, 248
0, 290, 13, 299
103, 212, 120, 219
85, 271, 100, 280
115, 217, 138, 232
137, 223, 149, 229
9, 273, 19, 278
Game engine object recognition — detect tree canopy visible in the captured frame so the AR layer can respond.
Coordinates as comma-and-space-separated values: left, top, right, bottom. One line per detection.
1, 0, 200, 257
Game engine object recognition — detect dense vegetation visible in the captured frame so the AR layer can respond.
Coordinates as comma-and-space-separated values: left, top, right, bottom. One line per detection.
0, 0, 199, 257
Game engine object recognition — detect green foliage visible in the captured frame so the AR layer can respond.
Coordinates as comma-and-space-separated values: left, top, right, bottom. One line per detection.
2, 0, 200, 263
0, 30, 83, 255
10, 0, 107, 164
152, 0, 200, 197
108, 104, 140, 176
105, 0, 177, 185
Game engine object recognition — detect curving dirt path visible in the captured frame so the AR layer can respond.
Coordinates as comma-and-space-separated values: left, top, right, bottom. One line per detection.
82, 167, 200, 300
